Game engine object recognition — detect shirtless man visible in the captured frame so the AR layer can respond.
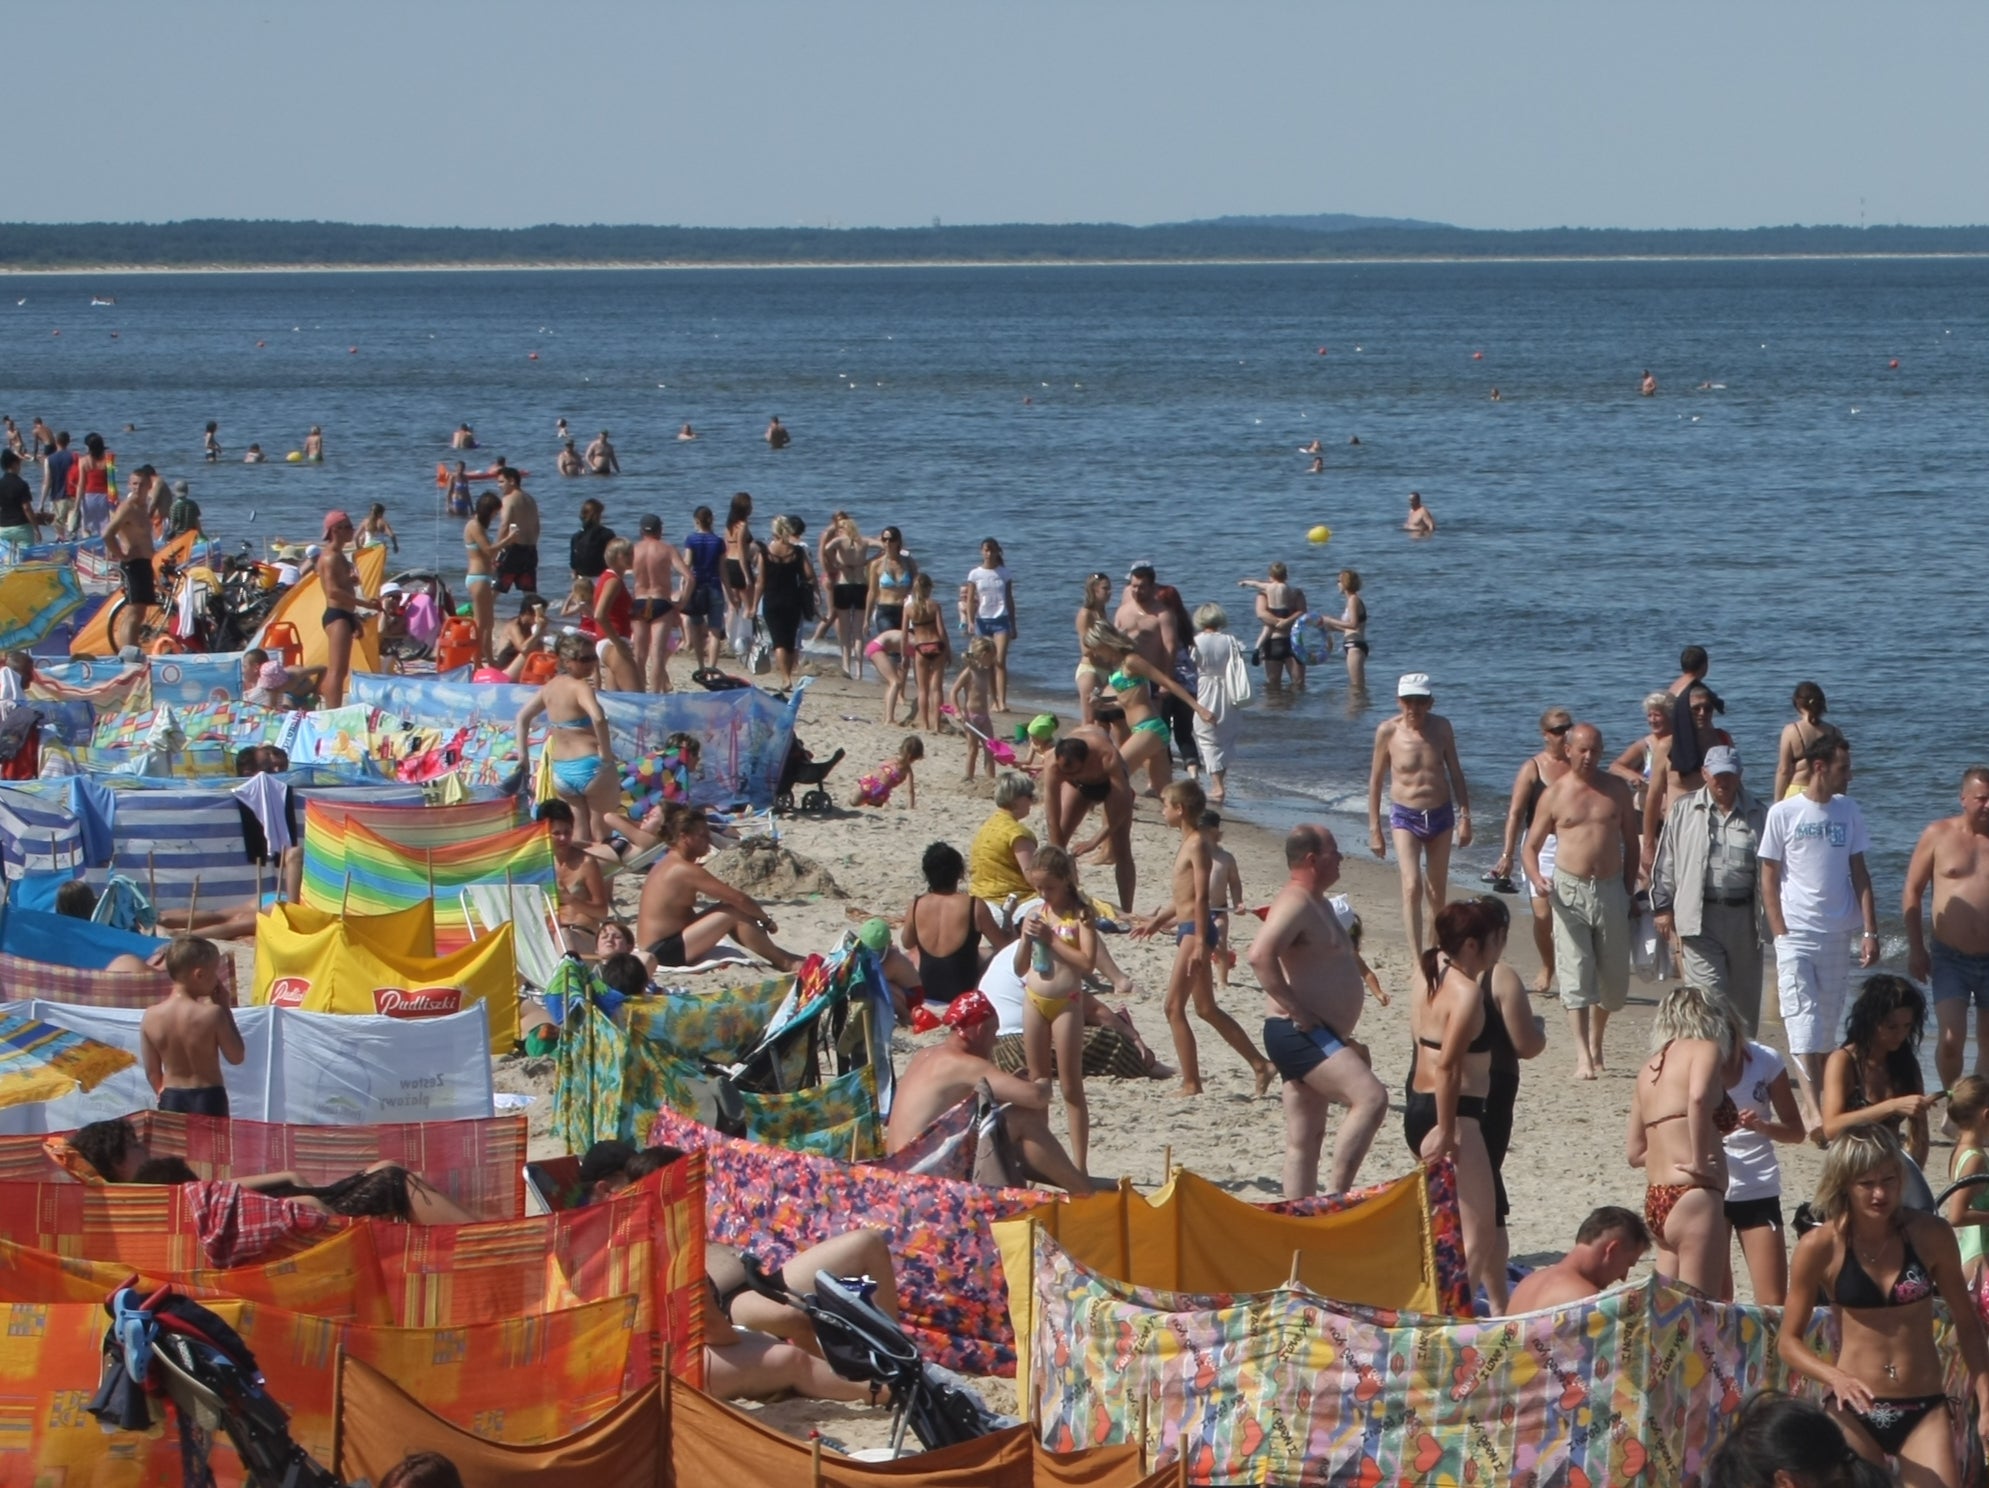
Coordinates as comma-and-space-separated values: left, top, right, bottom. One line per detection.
764, 415, 790, 449
1905, 766, 1989, 1090
636, 805, 800, 973
102, 468, 156, 654
556, 440, 584, 477
494, 468, 541, 594
315, 510, 374, 708
1641, 682, 1732, 871
1041, 729, 1137, 910
1503, 1206, 1650, 1314
138, 937, 244, 1118
451, 423, 476, 450
1404, 492, 1435, 535
1523, 724, 1639, 1080
131, 464, 173, 530
887, 989, 1092, 1195
1250, 825, 1389, 1198
1114, 563, 1182, 790
1367, 673, 1472, 958
585, 430, 619, 476
1135, 779, 1272, 1097
1640, 370, 1659, 397
631, 514, 683, 693
539, 799, 609, 955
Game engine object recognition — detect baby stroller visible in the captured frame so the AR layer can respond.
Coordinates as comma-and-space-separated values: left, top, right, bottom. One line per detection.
734, 1254, 1012, 1456
88, 1283, 339, 1487
775, 736, 845, 813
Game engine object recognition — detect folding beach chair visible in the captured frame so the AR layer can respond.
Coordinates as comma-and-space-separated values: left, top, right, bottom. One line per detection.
460, 882, 568, 992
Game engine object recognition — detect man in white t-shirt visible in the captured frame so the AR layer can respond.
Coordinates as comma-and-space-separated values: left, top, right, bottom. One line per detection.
1722, 1039, 1807, 1304
1758, 736, 1879, 1127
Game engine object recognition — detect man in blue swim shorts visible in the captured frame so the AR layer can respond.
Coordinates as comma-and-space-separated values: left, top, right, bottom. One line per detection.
1905, 767, 1989, 1091
1250, 824, 1388, 1200
1367, 673, 1473, 959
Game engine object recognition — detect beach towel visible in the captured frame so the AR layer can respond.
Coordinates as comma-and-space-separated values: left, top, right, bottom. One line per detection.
649, 1104, 1046, 1376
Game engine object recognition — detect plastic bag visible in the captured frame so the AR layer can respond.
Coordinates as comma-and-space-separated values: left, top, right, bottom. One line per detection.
745, 619, 775, 676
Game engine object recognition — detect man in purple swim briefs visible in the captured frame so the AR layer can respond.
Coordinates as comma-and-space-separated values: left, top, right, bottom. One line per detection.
1367, 672, 1473, 958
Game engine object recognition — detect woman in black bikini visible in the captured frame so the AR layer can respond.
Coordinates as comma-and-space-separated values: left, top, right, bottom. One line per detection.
1823, 975, 1939, 1211
722, 491, 757, 641
1775, 680, 1847, 802
903, 571, 949, 733
1781, 1127, 1989, 1483
901, 842, 1011, 1004
1403, 898, 1507, 1312
864, 526, 916, 637
1628, 982, 1743, 1297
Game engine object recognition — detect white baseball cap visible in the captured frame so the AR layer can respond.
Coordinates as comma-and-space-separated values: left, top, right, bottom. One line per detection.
1397, 672, 1433, 699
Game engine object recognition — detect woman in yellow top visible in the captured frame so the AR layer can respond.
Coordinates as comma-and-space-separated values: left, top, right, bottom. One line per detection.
969, 772, 1039, 911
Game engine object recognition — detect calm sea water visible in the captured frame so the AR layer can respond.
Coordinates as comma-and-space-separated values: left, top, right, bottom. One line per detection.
7, 258, 1984, 933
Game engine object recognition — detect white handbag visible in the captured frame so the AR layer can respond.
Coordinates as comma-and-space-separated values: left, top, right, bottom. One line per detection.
1222, 635, 1253, 705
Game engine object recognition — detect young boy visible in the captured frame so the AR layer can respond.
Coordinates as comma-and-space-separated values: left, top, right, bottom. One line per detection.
1201, 810, 1243, 987
949, 637, 997, 779
139, 936, 244, 1117
1141, 779, 1273, 1098
538, 799, 609, 954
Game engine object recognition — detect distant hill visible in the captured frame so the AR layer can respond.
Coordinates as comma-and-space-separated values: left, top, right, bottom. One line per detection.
1187, 212, 1452, 232
2, 218, 1987, 270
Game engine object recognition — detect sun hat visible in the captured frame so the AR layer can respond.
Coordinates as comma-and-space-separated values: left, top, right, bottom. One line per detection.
256, 660, 288, 690
1397, 672, 1433, 698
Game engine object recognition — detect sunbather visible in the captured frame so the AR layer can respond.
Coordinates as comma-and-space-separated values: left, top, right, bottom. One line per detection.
636, 805, 801, 973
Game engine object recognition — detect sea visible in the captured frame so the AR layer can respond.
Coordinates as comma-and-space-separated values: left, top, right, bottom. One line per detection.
7, 256, 1986, 943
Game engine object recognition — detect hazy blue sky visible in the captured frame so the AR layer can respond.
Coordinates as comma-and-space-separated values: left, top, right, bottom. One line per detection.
28, 2, 1987, 230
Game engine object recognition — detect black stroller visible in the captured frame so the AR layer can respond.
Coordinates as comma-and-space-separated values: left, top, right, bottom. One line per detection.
733, 1255, 1012, 1456
775, 736, 845, 813
88, 1283, 338, 1487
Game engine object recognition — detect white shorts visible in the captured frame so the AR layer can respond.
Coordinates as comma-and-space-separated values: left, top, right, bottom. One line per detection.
1775, 929, 1853, 1056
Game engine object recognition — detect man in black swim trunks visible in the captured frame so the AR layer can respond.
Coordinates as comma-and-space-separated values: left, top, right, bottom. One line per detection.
1042, 727, 1138, 910
635, 805, 800, 972
630, 514, 684, 692
102, 463, 157, 654
495, 468, 540, 593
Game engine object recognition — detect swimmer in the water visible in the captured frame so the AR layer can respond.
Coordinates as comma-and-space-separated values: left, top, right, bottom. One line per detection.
1489, 388, 1501, 402
1348, 435, 1361, 446
1301, 439, 1323, 456
243, 443, 265, 464
1405, 492, 1435, 536
556, 440, 584, 477
677, 422, 697, 441
451, 423, 477, 450
1640, 370, 1658, 397
555, 417, 569, 442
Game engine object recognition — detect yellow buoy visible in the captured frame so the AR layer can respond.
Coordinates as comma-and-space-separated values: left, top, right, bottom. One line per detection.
1307, 524, 1331, 544
285, 450, 303, 463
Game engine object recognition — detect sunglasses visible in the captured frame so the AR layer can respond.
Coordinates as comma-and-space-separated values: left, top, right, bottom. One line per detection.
1545, 723, 1573, 736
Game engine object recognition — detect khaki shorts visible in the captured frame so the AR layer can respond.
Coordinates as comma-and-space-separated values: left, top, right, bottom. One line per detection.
1552, 869, 1631, 1012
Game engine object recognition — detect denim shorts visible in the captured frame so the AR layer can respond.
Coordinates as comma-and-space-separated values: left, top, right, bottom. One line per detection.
1932, 939, 1989, 1012
974, 614, 1014, 639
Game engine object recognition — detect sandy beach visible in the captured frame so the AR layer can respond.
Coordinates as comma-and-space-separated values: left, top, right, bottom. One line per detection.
480, 660, 1851, 1445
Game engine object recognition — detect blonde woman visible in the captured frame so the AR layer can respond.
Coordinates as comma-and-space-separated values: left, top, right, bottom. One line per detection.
1073, 572, 1115, 728
514, 632, 620, 842
1627, 982, 1744, 1295
823, 514, 875, 679
1781, 1127, 1989, 1483
591, 537, 641, 692
462, 491, 515, 666
1081, 620, 1212, 793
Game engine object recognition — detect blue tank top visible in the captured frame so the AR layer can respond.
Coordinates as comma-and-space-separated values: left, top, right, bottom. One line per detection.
685, 531, 725, 586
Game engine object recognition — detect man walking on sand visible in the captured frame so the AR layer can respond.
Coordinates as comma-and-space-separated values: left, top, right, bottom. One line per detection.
1759, 735, 1878, 1127
1650, 745, 1771, 1036
1367, 673, 1471, 958
1250, 825, 1388, 1199
1524, 724, 1638, 1080
1904, 767, 1989, 1092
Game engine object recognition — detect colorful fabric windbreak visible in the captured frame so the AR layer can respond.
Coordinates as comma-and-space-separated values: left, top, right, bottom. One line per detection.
626, 976, 796, 1064
1021, 1230, 1981, 1487
0, 1110, 528, 1217
871, 1092, 978, 1180
649, 1105, 1046, 1376
252, 898, 520, 1051
994, 1166, 1459, 1398
0, 1007, 134, 1107
0, 948, 178, 1009
0, 1177, 338, 1271
298, 805, 553, 953
1270, 1157, 1472, 1318
649, 1058, 882, 1159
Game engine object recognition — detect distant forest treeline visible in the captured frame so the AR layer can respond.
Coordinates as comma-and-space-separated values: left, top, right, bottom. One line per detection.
3, 219, 1987, 269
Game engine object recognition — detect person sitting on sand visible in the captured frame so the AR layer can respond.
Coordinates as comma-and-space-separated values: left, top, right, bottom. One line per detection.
1504, 1206, 1652, 1313
888, 990, 1093, 1196
538, 799, 609, 955
636, 804, 800, 972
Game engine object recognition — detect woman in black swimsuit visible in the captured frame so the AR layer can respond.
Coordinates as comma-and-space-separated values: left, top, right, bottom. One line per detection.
1472, 896, 1547, 1280
722, 491, 756, 639
1403, 898, 1507, 1312
901, 842, 1010, 1004
1823, 975, 1938, 1210
1781, 1127, 1989, 1483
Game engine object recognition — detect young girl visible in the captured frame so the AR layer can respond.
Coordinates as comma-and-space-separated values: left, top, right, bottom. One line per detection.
1946, 1076, 1989, 1283
559, 571, 594, 620
904, 572, 950, 733
1723, 1034, 1807, 1304
1201, 809, 1242, 986
949, 637, 997, 779
359, 502, 399, 553
1016, 844, 1097, 1175
851, 736, 923, 809
203, 421, 222, 462
864, 629, 910, 726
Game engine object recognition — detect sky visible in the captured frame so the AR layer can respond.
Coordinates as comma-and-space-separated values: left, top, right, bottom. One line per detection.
26, 2, 1988, 232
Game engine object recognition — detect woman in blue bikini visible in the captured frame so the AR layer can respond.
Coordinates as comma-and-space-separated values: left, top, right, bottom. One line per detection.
1081, 621, 1213, 794
515, 631, 620, 843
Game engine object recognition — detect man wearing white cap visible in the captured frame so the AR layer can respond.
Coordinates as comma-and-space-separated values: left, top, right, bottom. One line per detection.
1367, 673, 1472, 958
1649, 745, 1770, 1037
1759, 734, 1878, 1125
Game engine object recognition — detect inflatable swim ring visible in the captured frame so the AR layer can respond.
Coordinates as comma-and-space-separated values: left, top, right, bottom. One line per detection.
1291, 612, 1332, 668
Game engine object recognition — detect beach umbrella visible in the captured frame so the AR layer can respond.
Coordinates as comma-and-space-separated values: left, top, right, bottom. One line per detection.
0, 564, 86, 652
0, 1009, 137, 1109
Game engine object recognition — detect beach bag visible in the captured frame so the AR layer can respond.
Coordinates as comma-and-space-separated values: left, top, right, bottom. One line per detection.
725, 606, 753, 659
745, 619, 775, 676
533, 742, 558, 804
1222, 635, 1253, 705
